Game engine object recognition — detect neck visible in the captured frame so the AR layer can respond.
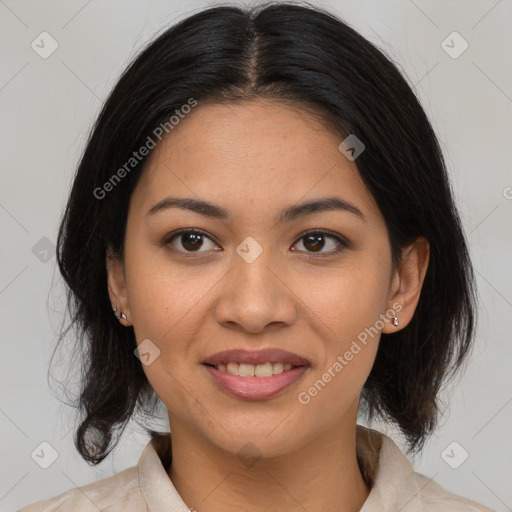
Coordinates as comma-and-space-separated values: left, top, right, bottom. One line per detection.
167, 415, 371, 512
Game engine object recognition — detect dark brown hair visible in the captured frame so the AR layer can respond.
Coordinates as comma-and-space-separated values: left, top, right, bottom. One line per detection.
52, 1, 477, 464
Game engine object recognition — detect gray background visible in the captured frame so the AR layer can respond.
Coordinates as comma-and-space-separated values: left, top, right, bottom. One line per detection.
1, 0, 511, 510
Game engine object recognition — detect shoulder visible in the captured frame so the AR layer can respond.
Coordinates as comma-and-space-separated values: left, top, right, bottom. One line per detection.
413, 471, 496, 511
18, 466, 147, 512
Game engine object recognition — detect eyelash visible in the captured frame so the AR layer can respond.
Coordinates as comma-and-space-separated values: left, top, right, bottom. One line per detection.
162, 228, 348, 258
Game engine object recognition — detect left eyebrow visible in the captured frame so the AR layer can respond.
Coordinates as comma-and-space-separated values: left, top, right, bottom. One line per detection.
146, 196, 366, 223
277, 196, 366, 224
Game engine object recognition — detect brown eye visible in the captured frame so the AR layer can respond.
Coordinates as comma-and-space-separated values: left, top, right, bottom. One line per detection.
180, 232, 204, 251
165, 229, 218, 253
293, 231, 347, 255
302, 233, 326, 252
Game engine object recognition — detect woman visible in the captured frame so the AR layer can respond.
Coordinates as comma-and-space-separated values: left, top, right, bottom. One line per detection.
20, 2, 495, 511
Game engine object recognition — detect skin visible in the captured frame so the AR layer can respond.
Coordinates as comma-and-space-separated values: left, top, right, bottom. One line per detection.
107, 99, 429, 512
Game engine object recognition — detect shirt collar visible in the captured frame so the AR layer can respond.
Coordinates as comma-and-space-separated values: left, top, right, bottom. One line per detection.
138, 433, 188, 511
357, 426, 426, 512
138, 425, 425, 512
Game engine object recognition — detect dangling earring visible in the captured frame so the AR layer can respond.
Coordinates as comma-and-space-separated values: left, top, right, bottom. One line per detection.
392, 315, 399, 326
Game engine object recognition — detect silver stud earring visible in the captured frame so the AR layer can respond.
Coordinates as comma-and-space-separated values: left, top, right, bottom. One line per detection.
113, 306, 126, 321
392, 315, 399, 326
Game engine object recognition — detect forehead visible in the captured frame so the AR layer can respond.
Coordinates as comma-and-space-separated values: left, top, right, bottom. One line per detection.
132, 99, 380, 221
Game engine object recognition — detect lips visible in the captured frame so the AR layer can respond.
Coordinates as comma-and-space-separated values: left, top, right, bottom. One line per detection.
202, 348, 309, 367
203, 364, 309, 400
202, 348, 310, 400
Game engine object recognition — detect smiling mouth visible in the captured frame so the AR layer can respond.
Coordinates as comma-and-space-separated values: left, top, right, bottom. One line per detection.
203, 362, 309, 400
203, 361, 304, 377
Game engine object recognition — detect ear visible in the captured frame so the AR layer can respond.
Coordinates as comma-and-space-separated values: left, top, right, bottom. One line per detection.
106, 247, 131, 326
382, 237, 430, 333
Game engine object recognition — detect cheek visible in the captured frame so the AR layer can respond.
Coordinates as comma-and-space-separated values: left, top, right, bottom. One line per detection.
123, 242, 233, 386
124, 240, 213, 341
296, 280, 382, 424
302, 254, 390, 343
297, 254, 389, 391
123, 250, 207, 406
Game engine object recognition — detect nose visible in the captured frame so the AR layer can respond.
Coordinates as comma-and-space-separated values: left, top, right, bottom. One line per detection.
213, 246, 297, 334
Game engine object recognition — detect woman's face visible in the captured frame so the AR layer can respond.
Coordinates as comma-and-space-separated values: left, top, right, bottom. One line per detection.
109, 99, 405, 458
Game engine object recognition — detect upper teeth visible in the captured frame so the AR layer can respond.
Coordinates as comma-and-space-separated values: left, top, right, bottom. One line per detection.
216, 362, 293, 377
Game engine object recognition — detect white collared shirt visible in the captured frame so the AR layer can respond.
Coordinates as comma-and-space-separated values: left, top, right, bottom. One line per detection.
19, 425, 495, 511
